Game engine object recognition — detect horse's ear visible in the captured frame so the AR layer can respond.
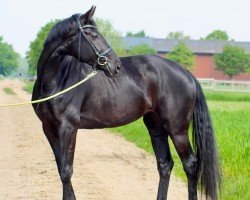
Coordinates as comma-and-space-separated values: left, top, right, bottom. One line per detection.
81, 6, 96, 22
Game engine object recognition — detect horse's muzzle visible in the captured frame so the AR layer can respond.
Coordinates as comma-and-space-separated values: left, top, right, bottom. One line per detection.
114, 61, 121, 75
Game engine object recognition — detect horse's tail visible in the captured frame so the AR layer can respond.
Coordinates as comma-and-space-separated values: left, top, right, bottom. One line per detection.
192, 78, 221, 200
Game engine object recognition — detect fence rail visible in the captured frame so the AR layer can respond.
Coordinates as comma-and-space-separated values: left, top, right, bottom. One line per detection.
197, 78, 250, 92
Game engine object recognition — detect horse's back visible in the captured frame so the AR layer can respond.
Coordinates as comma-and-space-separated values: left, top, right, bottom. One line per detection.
120, 55, 196, 98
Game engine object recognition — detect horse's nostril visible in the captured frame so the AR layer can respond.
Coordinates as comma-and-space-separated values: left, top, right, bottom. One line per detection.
116, 62, 121, 70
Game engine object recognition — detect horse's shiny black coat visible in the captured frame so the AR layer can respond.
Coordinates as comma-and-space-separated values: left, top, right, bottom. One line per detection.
32, 7, 221, 200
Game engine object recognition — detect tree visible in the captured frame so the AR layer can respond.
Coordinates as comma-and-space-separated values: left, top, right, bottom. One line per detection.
27, 20, 59, 75
215, 45, 250, 79
126, 30, 146, 37
246, 56, 250, 74
203, 30, 230, 41
128, 43, 156, 56
0, 36, 19, 76
167, 42, 195, 70
95, 18, 127, 56
166, 31, 190, 40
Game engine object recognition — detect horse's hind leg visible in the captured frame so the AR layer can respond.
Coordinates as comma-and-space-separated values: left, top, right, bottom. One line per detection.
171, 129, 198, 200
43, 122, 77, 200
143, 112, 174, 200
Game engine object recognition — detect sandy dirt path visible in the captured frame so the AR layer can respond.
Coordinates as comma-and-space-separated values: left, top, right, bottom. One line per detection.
0, 79, 188, 200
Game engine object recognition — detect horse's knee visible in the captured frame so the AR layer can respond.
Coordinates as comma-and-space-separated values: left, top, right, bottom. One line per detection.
60, 165, 73, 183
158, 159, 174, 178
183, 154, 198, 177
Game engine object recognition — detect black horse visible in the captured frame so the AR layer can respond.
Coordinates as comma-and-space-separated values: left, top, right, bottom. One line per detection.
32, 6, 221, 200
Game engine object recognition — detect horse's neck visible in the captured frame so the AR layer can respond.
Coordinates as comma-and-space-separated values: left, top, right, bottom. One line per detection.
37, 39, 64, 76
44, 50, 66, 80
34, 48, 68, 97
35, 40, 66, 94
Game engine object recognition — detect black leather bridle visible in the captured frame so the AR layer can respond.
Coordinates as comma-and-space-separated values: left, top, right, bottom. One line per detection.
77, 16, 113, 71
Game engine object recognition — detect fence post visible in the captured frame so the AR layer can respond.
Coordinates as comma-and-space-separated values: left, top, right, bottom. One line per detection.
212, 79, 215, 90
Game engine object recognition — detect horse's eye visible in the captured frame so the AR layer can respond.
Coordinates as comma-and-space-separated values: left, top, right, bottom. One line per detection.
84, 30, 90, 34
91, 32, 98, 38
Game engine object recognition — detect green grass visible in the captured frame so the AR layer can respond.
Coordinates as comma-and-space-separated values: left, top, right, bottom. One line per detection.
3, 87, 16, 95
110, 101, 250, 200
23, 81, 35, 93
204, 90, 250, 102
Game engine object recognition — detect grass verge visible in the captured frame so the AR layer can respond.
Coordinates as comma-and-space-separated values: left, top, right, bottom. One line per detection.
23, 81, 35, 94
204, 90, 250, 102
3, 87, 16, 95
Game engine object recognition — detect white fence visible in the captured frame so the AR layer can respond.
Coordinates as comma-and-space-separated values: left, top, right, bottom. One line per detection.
197, 78, 250, 92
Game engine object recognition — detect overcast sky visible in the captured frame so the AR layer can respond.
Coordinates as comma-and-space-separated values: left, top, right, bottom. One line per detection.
1, 0, 250, 56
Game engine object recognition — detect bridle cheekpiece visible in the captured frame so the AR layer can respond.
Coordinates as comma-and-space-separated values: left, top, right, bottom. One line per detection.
77, 16, 113, 70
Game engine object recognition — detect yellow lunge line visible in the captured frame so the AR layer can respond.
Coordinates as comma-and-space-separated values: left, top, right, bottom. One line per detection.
0, 71, 98, 108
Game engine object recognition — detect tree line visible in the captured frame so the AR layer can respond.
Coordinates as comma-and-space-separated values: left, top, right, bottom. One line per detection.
0, 36, 19, 76
1, 18, 250, 79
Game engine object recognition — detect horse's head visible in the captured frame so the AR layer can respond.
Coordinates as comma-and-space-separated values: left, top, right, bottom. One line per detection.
67, 6, 121, 77
45, 6, 121, 77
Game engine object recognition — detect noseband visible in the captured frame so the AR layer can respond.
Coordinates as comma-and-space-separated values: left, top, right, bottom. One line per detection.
77, 17, 113, 70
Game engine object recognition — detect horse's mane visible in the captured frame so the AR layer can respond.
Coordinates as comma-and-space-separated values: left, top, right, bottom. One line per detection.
37, 14, 80, 70
45, 14, 79, 46
36, 14, 80, 79
33, 14, 82, 100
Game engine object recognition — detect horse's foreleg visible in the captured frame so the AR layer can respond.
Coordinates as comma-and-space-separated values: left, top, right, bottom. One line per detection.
42, 124, 61, 173
43, 122, 77, 199
58, 122, 78, 200
143, 113, 174, 200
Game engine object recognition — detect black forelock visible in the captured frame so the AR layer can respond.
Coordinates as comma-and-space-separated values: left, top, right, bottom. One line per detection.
44, 14, 80, 46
